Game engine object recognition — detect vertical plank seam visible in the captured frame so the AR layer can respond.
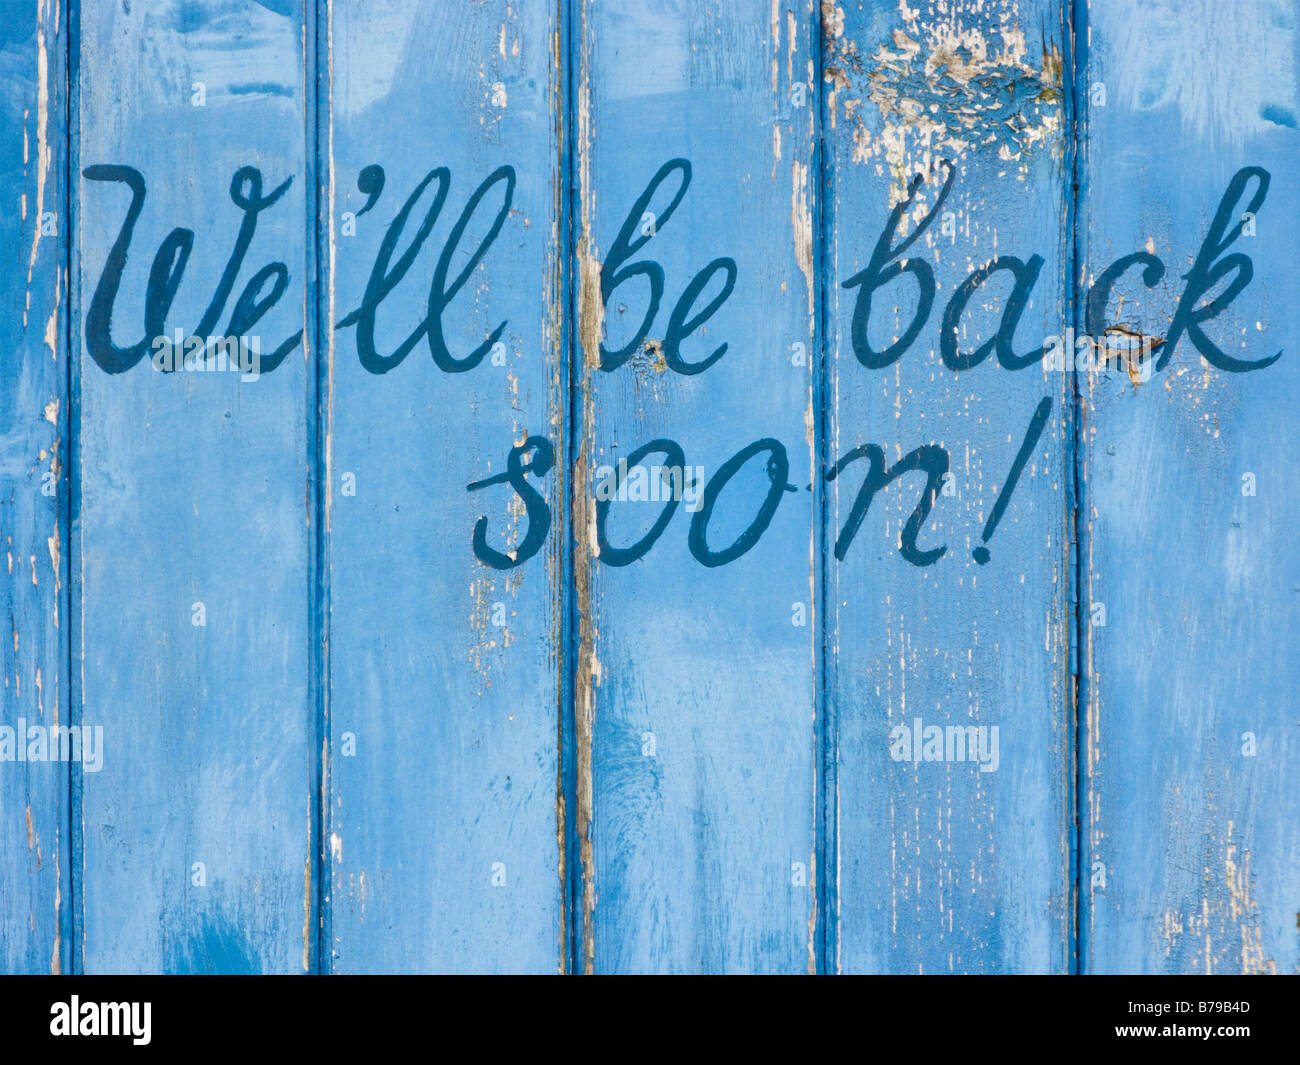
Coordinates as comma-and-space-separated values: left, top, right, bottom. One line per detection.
555, 0, 578, 977
812, 0, 836, 979
1065, 0, 1089, 977
564, 0, 595, 976
306, 0, 329, 976
65, 0, 82, 977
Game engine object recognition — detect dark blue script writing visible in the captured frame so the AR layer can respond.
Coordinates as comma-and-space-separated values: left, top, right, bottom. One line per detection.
846, 159, 1279, 374
467, 398, 1052, 571
82, 162, 520, 375
78, 157, 1281, 569
82, 158, 1280, 379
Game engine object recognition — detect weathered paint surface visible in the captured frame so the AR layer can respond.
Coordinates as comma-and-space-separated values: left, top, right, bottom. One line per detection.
0, 0, 1294, 974
1078, 0, 1300, 975
322, 0, 566, 973
571, 0, 820, 973
0, 0, 69, 976
824, 0, 1073, 974
72, 1, 312, 972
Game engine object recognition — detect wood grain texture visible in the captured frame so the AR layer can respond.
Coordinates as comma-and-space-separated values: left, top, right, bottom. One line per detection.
571, 0, 821, 973
1, 0, 1295, 976
1078, 0, 1300, 975
321, 0, 567, 974
0, 0, 69, 976
823, 0, 1074, 973
72, 0, 312, 973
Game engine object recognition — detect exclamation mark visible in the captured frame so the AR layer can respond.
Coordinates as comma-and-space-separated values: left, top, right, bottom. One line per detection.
973, 396, 1053, 565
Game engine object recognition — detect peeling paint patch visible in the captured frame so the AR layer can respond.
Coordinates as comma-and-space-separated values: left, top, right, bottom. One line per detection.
791, 160, 814, 321
829, 0, 1062, 201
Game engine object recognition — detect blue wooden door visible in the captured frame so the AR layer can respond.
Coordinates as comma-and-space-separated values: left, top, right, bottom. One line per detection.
0, 0, 1295, 975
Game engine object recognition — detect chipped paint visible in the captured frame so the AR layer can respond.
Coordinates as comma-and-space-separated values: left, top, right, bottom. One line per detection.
572, 0, 599, 976
828, 0, 1062, 202
0, 0, 1289, 981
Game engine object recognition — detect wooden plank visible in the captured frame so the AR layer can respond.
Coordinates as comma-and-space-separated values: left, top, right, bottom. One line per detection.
0, 0, 1286, 979
823, 0, 1074, 972
571, 0, 821, 973
1078, 0, 1300, 974
72, 0, 313, 973
0, 0, 69, 975
321, 0, 567, 973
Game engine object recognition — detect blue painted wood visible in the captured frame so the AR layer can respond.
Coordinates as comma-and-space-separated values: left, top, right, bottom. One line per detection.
0, 0, 69, 975
1077, 0, 1300, 975
72, 0, 313, 973
570, 0, 821, 973
320, 0, 567, 973
822, 0, 1074, 972
1, 0, 1295, 977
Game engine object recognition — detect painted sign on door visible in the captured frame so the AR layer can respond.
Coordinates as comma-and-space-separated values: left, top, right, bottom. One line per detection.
1, 0, 1296, 974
